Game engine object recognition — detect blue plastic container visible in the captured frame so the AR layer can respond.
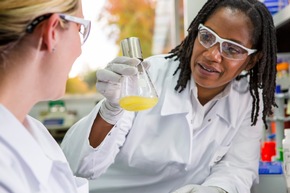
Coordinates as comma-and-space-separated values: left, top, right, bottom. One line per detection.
262, 0, 289, 15
259, 161, 283, 174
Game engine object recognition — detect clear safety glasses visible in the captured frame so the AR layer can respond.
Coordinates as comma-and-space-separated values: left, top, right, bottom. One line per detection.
26, 13, 91, 45
197, 24, 257, 60
59, 14, 91, 45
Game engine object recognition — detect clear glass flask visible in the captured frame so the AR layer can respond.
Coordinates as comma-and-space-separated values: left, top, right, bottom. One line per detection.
119, 37, 158, 111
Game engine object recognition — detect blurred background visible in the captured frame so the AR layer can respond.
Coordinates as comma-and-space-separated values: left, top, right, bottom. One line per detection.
67, 0, 185, 95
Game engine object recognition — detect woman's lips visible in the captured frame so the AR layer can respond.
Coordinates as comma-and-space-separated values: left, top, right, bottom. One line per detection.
198, 63, 220, 73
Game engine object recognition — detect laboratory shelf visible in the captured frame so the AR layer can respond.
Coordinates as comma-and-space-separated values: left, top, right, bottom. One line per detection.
268, 116, 290, 122
271, 3, 290, 155
275, 93, 290, 99
270, 92, 290, 159
273, 4, 290, 27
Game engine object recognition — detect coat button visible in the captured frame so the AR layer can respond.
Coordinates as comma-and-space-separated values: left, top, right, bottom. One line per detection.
215, 156, 222, 163
208, 119, 211, 122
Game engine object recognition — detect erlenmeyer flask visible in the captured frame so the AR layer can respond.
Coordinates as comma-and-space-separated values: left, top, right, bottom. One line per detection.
119, 37, 158, 111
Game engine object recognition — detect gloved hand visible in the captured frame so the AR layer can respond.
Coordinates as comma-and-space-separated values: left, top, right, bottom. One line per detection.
172, 185, 227, 193
96, 56, 150, 124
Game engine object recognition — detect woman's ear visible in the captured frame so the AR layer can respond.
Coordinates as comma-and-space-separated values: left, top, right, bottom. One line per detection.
41, 14, 60, 52
245, 52, 263, 71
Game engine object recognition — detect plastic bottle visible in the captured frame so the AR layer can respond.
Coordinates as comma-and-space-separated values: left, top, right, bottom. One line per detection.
261, 141, 276, 162
283, 129, 290, 192
276, 62, 290, 92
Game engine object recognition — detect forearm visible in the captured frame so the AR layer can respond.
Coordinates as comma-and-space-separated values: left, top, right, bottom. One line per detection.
88, 113, 114, 148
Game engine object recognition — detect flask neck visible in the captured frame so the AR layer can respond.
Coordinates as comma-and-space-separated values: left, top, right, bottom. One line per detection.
120, 37, 143, 59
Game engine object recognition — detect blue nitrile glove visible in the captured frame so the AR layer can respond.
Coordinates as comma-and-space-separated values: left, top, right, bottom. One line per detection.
172, 185, 227, 193
96, 56, 150, 124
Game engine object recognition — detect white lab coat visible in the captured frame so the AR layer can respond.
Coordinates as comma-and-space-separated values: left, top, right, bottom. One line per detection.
61, 54, 263, 193
0, 105, 88, 193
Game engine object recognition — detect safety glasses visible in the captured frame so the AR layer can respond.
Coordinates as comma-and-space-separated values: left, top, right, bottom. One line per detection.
197, 24, 256, 60
59, 14, 91, 45
26, 13, 91, 45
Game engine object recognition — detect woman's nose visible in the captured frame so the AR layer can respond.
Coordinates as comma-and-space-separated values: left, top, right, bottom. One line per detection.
203, 43, 222, 63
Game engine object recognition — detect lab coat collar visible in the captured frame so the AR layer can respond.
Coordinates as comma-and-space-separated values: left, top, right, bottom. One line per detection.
0, 105, 59, 187
160, 73, 238, 127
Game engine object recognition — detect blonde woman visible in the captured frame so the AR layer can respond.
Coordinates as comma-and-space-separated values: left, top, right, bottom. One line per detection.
0, 0, 91, 192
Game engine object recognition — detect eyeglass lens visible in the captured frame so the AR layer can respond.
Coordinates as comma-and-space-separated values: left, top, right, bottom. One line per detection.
80, 24, 90, 44
79, 25, 86, 44
198, 28, 248, 60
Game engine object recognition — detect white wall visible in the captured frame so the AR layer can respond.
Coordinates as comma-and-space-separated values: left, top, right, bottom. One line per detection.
183, 0, 207, 33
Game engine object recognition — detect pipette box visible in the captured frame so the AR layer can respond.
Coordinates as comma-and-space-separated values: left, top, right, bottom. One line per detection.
251, 161, 286, 193
259, 161, 283, 174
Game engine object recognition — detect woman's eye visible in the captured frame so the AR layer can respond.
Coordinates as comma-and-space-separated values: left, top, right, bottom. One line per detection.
202, 32, 213, 41
223, 43, 244, 55
228, 47, 240, 54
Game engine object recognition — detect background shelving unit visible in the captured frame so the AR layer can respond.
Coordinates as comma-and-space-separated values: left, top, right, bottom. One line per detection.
271, 4, 290, 156
251, 5, 290, 193
269, 93, 290, 158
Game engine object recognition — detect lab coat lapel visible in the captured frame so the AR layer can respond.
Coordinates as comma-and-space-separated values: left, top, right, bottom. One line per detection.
160, 74, 191, 116
0, 105, 53, 187
210, 82, 237, 128
26, 116, 68, 162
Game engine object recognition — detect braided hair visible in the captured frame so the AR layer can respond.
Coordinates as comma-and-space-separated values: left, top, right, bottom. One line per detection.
166, 0, 277, 128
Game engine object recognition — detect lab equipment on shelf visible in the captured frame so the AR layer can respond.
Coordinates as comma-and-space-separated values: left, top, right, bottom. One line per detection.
38, 100, 77, 140
283, 129, 290, 192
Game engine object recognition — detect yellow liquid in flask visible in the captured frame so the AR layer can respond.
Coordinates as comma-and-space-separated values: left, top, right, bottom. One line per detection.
119, 96, 158, 111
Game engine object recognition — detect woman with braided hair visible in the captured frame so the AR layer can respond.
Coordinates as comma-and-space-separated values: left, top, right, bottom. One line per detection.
62, 0, 277, 192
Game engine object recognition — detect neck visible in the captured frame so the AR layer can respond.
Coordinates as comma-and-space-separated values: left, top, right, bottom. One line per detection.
197, 84, 227, 105
0, 69, 38, 124
0, 37, 46, 123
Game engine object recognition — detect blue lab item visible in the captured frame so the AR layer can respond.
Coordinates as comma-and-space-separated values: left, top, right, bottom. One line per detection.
276, 85, 282, 93
263, 0, 288, 15
268, 133, 276, 140
259, 161, 283, 174
43, 119, 64, 126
